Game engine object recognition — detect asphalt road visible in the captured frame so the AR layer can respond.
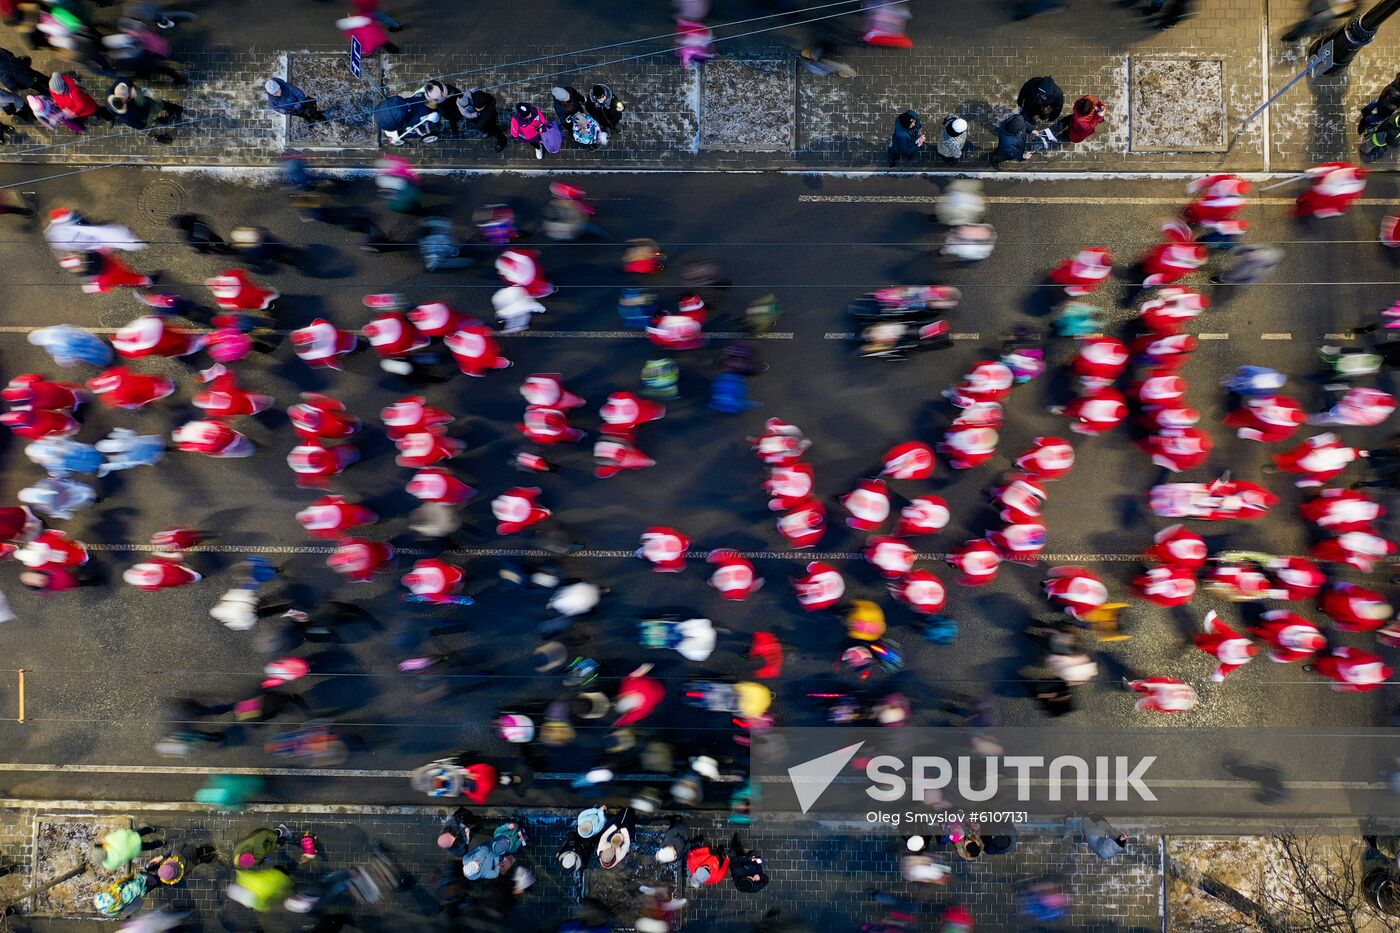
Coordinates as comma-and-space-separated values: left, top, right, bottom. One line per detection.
0, 165, 1393, 808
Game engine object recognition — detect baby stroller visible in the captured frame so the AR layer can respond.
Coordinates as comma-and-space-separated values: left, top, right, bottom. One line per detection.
373, 92, 442, 146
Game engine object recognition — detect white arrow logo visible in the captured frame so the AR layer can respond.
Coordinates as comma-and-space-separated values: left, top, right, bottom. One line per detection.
787, 741, 864, 814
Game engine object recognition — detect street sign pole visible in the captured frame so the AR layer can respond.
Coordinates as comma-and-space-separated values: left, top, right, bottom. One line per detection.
1239, 40, 1333, 127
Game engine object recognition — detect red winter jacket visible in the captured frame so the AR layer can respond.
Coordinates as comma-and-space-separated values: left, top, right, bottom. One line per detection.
1065, 95, 1105, 143
51, 75, 97, 119
686, 846, 730, 885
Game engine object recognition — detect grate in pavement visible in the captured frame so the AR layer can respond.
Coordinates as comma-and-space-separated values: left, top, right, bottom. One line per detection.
699, 58, 795, 152
1130, 57, 1227, 152
30, 816, 127, 919
138, 178, 189, 225
286, 51, 383, 150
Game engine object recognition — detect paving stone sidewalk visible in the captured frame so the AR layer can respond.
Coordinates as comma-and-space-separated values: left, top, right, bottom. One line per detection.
0, 0, 1396, 174
0, 803, 1163, 931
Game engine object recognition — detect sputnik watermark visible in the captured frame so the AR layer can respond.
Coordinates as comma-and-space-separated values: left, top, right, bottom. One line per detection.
866, 755, 1158, 804
785, 742, 1157, 815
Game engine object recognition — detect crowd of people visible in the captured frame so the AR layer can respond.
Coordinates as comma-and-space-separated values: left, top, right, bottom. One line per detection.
6, 159, 1395, 929
0, 1, 1396, 931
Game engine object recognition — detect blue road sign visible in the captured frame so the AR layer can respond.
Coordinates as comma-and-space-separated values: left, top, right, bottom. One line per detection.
349, 36, 364, 79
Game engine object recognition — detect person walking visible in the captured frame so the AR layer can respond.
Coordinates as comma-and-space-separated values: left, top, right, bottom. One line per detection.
1078, 814, 1128, 859
1210, 245, 1284, 285
1283, 0, 1356, 40
106, 82, 181, 142
991, 113, 1030, 169
352, 0, 403, 31
264, 77, 324, 123
550, 85, 588, 124
685, 836, 730, 885
1359, 71, 1400, 135
94, 825, 165, 870
458, 89, 508, 151
729, 834, 770, 892
586, 83, 625, 133
336, 13, 398, 56
801, 44, 858, 77
423, 79, 462, 132
145, 842, 218, 888
509, 101, 551, 160
231, 825, 291, 869
1017, 75, 1064, 123
886, 109, 924, 168
935, 115, 968, 164
48, 72, 97, 126
1360, 109, 1400, 160
1055, 94, 1106, 143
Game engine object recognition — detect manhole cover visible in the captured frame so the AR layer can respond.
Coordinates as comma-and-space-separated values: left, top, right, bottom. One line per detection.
1130, 58, 1226, 152
699, 58, 794, 151
137, 178, 187, 223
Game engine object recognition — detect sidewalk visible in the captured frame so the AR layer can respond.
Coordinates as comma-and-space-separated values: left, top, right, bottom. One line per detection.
0, 801, 1163, 931
0, 0, 1395, 174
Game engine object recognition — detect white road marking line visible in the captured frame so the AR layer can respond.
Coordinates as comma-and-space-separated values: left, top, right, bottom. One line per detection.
1323, 332, 1355, 340
822, 332, 980, 341
159, 166, 1317, 182
0, 324, 796, 341
798, 194, 1397, 206
1260, 332, 1293, 340
510, 330, 794, 340
76, 543, 1382, 564
0, 762, 682, 782
0, 764, 1382, 790
1197, 332, 1230, 339
5, 798, 445, 815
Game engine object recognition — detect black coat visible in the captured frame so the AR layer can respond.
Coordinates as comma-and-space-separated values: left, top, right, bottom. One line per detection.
585, 84, 624, 132
426, 81, 463, 126
460, 90, 502, 135
0, 48, 42, 94
551, 86, 588, 124
1017, 75, 1064, 122
733, 853, 769, 892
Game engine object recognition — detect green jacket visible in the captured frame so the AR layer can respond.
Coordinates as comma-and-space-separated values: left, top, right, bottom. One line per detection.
101, 828, 142, 870
231, 867, 292, 911
231, 828, 280, 867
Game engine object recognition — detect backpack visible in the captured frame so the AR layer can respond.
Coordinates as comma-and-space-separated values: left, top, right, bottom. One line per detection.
541, 121, 564, 153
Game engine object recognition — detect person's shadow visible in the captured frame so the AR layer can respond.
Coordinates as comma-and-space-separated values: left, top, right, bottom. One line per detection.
1223, 756, 1290, 804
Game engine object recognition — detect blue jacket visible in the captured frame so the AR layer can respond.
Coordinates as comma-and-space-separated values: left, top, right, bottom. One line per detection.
265, 78, 309, 115
889, 112, 923, 157
996, 114, 1029, 161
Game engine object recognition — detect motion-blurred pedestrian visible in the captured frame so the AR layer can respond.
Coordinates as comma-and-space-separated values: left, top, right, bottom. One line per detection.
1210, 244, 1283, 285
